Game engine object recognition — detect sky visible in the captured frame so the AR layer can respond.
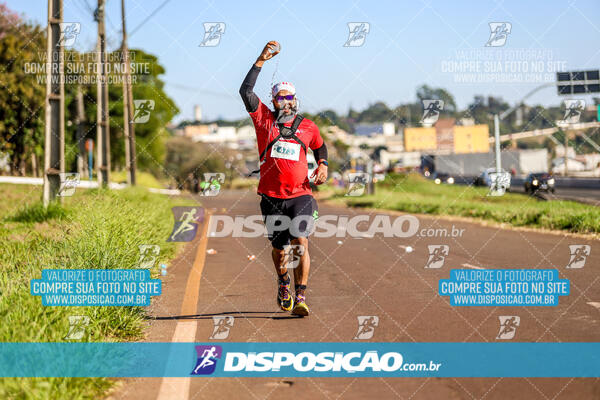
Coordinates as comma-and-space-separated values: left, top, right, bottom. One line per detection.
8, 0, 600, 123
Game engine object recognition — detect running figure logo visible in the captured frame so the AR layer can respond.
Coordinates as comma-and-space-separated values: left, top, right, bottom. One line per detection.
345, 172, 370, 196
425, 245, 449, 269
199, 173, 225, 196
496, 316, 520, 339
137, 245, 160, 269
421, 100, 444, 125
64, 315, 90, 340
488, 171, 511, 197
354, 316, 379, 340
199, 22, 225, 47
58, 23, 81, 47
57, 173, 80, 197
485, 22, 512, 47
560, 100, 585, 124
566, 245, 591, 269
167, 207, 204, 242
210, 316, 234, 339
283, 244, 305, 269
191, 345, 222, 375
344, 22, 370, 47
132, 100, 155, 123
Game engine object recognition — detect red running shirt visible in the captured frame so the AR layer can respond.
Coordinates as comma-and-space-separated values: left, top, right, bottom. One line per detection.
250, 100, 323, 199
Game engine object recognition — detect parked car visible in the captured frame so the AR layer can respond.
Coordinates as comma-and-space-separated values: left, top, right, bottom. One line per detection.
524, 173, 555, 194
474, 168, 511, 191
431, 172, 455, 185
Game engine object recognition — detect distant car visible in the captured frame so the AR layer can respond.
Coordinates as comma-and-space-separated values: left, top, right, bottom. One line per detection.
474, 168, 511, 191
524, 173, 555, 194
431, 172, 455, 185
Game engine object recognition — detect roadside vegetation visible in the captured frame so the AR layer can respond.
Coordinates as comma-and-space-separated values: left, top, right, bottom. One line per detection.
330, 173, 600, 234
0, 183, 191, 399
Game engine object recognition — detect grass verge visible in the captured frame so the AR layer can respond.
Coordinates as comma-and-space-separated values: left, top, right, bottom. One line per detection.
329, 173, 600, 234
0, 183, 191, 399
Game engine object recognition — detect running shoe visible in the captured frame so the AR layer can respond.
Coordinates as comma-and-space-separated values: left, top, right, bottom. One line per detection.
291, 293, 309, 316
277, 280, 294, 311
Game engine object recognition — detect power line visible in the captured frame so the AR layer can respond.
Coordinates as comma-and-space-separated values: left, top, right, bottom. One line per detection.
165, 82, 236, 99
129, 0, 172, 38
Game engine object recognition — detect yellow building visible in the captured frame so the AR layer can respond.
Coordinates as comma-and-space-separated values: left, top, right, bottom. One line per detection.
453, 124, 489, 154
404, 127, 437, 151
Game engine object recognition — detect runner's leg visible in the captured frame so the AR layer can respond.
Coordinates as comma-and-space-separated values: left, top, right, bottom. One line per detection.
291, 236, 309, 287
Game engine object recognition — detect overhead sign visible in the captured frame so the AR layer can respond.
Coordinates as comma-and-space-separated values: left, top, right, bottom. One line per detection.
557, 70, 600, 95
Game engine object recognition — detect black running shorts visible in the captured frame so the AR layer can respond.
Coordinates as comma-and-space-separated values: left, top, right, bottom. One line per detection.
259, 194, 318, 250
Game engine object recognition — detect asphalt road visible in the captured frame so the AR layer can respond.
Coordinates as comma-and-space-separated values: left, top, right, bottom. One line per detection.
110, 189, 600, 400
510, 185, 600, 205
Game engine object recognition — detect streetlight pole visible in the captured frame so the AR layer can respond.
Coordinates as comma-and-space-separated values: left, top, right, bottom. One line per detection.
492, 82, 555, 174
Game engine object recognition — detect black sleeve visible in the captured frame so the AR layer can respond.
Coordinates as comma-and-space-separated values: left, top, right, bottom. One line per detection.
313, 142, 328, 162
239, 64, 261, 113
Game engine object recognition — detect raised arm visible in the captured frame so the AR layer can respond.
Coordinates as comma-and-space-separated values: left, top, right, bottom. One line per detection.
239, 41, 280, 113
239, 64, 261, 113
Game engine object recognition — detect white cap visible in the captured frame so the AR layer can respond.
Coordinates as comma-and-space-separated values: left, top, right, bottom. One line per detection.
271, 81, 296, 97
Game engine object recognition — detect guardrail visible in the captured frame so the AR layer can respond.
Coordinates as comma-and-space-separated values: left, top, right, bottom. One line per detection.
0, 176, 181, 195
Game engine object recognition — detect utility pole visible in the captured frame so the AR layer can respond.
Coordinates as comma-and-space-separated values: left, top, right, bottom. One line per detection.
563, 130, 569, 176
121, 0, 136, 185
43, 0, 65, 206
75, 85, 87, 177
95, 0, 110, 186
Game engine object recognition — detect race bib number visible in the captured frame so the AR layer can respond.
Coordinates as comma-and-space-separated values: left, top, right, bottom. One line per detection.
270, 140, 301, 161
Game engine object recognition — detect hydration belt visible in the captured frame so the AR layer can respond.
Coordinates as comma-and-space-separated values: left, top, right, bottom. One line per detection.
249, 114, 306, 176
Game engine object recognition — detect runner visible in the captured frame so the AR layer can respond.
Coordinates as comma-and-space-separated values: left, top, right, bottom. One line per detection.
239, 41, 328, 316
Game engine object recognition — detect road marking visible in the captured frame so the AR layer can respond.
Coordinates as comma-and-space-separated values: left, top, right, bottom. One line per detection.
157, 214, 211, 400
461, 263, 485, 270
587, 302, 600, 310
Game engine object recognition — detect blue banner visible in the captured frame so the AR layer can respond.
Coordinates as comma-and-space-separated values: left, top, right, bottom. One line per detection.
439, 269, 569, 306
30, 269, 161, 306
0, 343, 598, 377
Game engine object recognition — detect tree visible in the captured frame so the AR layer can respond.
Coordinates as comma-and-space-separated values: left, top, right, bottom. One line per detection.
0, 4, 45, 175
62, 48, 179, 176
416, 84, 457, 114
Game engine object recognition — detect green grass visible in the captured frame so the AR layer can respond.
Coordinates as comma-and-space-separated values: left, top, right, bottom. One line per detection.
110, 170, 166, 189
330, 173, 600, 234
0, 184, 191, 399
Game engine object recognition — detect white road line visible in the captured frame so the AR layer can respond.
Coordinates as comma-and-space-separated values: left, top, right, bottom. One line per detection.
461, 263, 485, 270
156, 214, 212, 400
156, 321, 198, 400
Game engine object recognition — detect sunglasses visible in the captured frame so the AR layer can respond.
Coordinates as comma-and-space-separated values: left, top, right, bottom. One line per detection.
275, 94, 295, 102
